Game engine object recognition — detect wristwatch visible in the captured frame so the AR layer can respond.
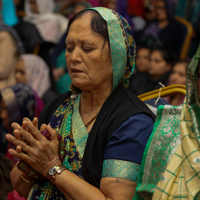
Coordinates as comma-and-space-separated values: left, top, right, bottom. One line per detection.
47, 164, 67, 184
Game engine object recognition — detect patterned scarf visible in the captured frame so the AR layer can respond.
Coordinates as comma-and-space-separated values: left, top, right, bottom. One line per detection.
28, 7, 136, 200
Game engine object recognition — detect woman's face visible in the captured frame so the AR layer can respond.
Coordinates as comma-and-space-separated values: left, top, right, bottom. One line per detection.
29, 0, 39, 13
149, 50, 171, 76
168, 62, 187, 86
15, 59, 27, 84
0, 99, 10, 130
65, 13, 113, 92
155, 0, 168, 21
135, 48, 150, 72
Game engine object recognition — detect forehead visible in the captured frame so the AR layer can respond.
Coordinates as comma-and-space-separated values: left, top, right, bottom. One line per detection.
150, 50, 162, 58
137, 48, 150, 54
174, 63, 187, 70
66, 13, 103, 42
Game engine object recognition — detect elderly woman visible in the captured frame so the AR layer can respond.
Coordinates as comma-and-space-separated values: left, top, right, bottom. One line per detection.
6, 8, 155, 199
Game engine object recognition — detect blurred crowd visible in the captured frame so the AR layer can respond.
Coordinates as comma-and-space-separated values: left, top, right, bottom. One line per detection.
0, 0, 200, 199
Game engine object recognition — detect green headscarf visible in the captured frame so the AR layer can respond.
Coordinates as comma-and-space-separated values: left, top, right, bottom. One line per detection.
70, 7, 136, 92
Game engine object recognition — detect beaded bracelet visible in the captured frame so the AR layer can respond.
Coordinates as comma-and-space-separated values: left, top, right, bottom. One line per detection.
20, 171, 35, 183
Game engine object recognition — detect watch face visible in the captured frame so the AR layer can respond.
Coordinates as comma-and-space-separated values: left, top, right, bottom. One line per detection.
49, 167, 57, 176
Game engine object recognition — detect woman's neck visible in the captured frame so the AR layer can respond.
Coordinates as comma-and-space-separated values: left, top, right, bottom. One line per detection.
169, 94, 184, 106
79, 86, 112, 131
80, 86, 112, 113
158, 20, 169, 29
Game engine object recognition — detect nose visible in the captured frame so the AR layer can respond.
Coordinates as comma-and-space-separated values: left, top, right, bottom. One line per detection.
15, 72, 20, 82
70, 47, 82, 63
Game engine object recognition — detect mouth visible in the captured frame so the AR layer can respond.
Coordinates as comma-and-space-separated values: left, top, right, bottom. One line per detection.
71, 68, 84, 73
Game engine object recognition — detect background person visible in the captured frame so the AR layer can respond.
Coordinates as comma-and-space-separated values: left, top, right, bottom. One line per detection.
165, 60, 189, 106
15, 54, 57, 104
129, 47, 175, 95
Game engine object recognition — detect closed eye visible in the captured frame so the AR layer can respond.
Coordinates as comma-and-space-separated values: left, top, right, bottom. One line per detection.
66, 46, 74, 52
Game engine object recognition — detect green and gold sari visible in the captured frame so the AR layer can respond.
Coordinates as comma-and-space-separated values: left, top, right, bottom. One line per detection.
134, 45, 200, 200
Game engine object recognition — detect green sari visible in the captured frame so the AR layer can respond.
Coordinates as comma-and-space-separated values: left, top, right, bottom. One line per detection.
134, 45, 200, 200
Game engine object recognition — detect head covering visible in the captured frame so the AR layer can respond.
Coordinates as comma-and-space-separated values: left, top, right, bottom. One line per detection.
92, 7, 136, 89
116, 0, 134, 30
25, 0, 55, 16
0, 83, 39, 125
25, 0, 68, 43
20, 54, 51, 98
1, 0, 19, 26
163, 0, 175, 21
70, 7, 136, 92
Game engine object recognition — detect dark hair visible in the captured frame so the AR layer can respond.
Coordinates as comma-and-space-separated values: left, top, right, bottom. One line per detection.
150, 47, 176, 65
66, 9, 109, 46
172, 59, 189, 72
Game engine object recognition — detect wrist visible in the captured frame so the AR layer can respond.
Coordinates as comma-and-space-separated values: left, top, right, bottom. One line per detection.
47, 164, 67, 185
42, 159, 61, 178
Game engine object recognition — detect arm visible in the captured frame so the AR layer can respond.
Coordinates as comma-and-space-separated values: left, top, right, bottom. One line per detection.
0, 32, 17, 79
10, 163, 36, 198
6, 123, 137, 200
50, 170, 136, 200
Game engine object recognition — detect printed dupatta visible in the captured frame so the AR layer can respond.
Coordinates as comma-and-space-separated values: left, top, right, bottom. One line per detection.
27, 7, 136, 200
134, 45, 200, 200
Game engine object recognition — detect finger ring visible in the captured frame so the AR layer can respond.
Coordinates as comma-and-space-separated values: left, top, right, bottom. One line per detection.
23, 145, 29, 152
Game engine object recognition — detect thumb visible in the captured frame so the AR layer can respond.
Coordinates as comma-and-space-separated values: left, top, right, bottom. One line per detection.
47, 125, 58, 143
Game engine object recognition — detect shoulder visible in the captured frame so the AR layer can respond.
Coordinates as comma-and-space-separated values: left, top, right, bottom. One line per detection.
38, 91, 70, 127
104, 113, 154, 164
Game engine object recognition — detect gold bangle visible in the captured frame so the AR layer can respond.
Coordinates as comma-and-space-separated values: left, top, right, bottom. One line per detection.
20, 171, 35, 183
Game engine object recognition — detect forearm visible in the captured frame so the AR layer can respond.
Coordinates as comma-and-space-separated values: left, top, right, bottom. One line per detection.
54, 169, 110, 200
10, 164, 36, 198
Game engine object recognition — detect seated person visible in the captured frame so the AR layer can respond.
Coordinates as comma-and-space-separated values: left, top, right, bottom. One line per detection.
0, 83, 43, 163
135, 0, 183, 57
129, 47, 175, 95
15, 54, 57, 104
134, 44, 200, 200
7, 8, 155, 200
24, 0, 68, 44
165, 60, 189, 106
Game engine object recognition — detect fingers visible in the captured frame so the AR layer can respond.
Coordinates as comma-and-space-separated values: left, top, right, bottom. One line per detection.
8, 148, 31, 163
6, 134, 30, 151
11, 123, 37, 146
40, 124, 47, 132
32, 117, 38, 128
47, 125, 58, 142
27, 122, 46, 142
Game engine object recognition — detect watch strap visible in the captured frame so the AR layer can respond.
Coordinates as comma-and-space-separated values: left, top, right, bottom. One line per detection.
47, 164, 67, 184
